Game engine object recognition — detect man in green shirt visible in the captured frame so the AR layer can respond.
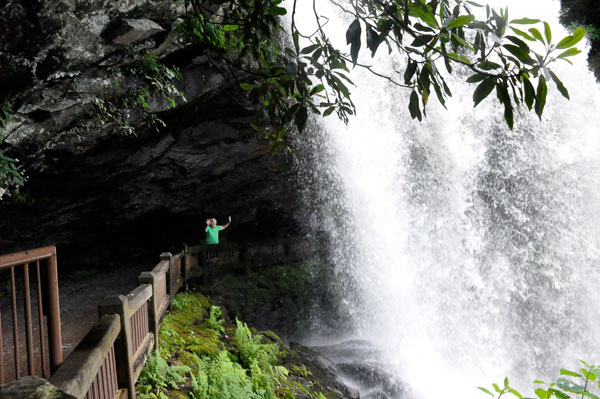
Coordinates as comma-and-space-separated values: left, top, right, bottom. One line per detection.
205, 216, 231, 244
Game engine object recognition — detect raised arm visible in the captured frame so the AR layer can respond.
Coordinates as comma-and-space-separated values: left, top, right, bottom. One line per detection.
220, 216, 232, 231
205, 219, 210, 232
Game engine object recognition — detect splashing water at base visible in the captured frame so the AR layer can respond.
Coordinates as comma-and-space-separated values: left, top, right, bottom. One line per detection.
287, 0, 600, 398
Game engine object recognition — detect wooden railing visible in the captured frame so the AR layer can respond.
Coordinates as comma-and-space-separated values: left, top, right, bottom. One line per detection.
50, 315, 122, 399
138, 260, 170, 350
0, 237, 313, 398
0, 246, 63, 383
97, 285, 154, 399
188, 239, 313, 270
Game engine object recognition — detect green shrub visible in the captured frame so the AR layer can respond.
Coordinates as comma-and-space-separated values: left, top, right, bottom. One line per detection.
480, 361, 600, 399
137, 351, 190, 399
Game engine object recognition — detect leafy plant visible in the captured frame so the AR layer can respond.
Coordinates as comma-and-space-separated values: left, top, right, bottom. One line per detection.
171, 294, 193, 311
176, 0, 587, 149
568, 22, 600, 41
479, 361, 600, 399
233, 319, 279, 370
205, 305, 225, 334
137, 351, 191, 399
89, 51, 186, 136
0, 102, 27, 200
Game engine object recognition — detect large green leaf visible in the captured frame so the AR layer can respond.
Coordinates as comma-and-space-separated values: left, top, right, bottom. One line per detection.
404, 60, 418, 84
346, 20, 362, 67
473, 77, 496, 107
510, 18, 540, 24
534, 75, 547, 120
529, 27, 545, 43
268, 6, 287, 15
411, 34, 435, 47
523, 77, 535, 110
466, 73, 486, 83
505, 35, 530, 50
543, 22, 552, 44
447, 15, 475, 28
294, 105, 308, 133
557, 47, 582, 59
409, 90, 422, 121
511, 27, 536, 41
503, 44, 529, 62
549, 70, 569, 99
451, 33, 476, 53
300, 44, 320, 55
535, 388, 550, 399
556, 28, 586, 49
409, 4, 440, 29
560, 369, 582, 378
239, 83, 256, 91
498, 83, 514, 129
346, 19, 361, 45
366, 24, 381, 56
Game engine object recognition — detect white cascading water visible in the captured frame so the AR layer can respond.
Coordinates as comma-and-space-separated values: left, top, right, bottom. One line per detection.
288, 0, 600, 398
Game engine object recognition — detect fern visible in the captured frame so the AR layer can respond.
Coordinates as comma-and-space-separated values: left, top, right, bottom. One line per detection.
202, 351, 260, 399
205, 305, 225, 334
233, 319, 278, 370
136, 351, 190, 398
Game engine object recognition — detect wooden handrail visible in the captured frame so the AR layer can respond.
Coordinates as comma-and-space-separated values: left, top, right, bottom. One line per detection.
0, 245, 63, 381
126, 284, 152, 313
50, 315, 121, 399
0, 246, 56, 269
0, 237, 314, 395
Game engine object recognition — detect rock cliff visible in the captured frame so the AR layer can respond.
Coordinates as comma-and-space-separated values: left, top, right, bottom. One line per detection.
0, 0, 298, 266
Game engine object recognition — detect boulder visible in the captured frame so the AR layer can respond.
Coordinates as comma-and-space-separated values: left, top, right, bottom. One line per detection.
0, 376, 76, 399
108, 18, 165, 45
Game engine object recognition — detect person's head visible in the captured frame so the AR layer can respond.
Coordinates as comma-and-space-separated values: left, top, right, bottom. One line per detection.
313, 209, 318, 214
211, 218, 217, 227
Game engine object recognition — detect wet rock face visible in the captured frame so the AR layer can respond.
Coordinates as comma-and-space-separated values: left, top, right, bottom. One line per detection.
0, 0, 298, 266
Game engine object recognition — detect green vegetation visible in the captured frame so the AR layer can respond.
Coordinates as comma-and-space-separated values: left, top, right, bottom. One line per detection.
568, 22, 600, 41
482, 362, 600, 399
0, 102, 26, 199
0, 1, 590, 197
179, 0, 587, 146
136, 292, 332, 399
200, 260, 330, 337
90, 51, 186, 136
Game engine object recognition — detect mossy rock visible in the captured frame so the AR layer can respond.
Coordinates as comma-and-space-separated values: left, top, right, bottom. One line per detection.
167, 391, 189, 399
186, 329, 222, 357
261, 329, 283, 345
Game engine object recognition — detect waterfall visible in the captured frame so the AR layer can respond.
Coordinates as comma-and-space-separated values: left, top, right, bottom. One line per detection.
288, 0, 600, 398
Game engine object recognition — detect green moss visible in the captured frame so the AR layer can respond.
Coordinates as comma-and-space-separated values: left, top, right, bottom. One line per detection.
186, 329, 222, 357
290, 364, 312, 378
158, 293, 211, 359
261, 330, 283, 346
139, 291, 330, 399
167, 391, 190, 399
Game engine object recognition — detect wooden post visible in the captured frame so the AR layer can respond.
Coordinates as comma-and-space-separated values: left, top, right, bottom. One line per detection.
183, 244, 189, 293
47, 251, 63, 373
160, 252, 172, 310
98, 295, 134, 399
138, 272, 159, 351
199, 245, 207, 287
